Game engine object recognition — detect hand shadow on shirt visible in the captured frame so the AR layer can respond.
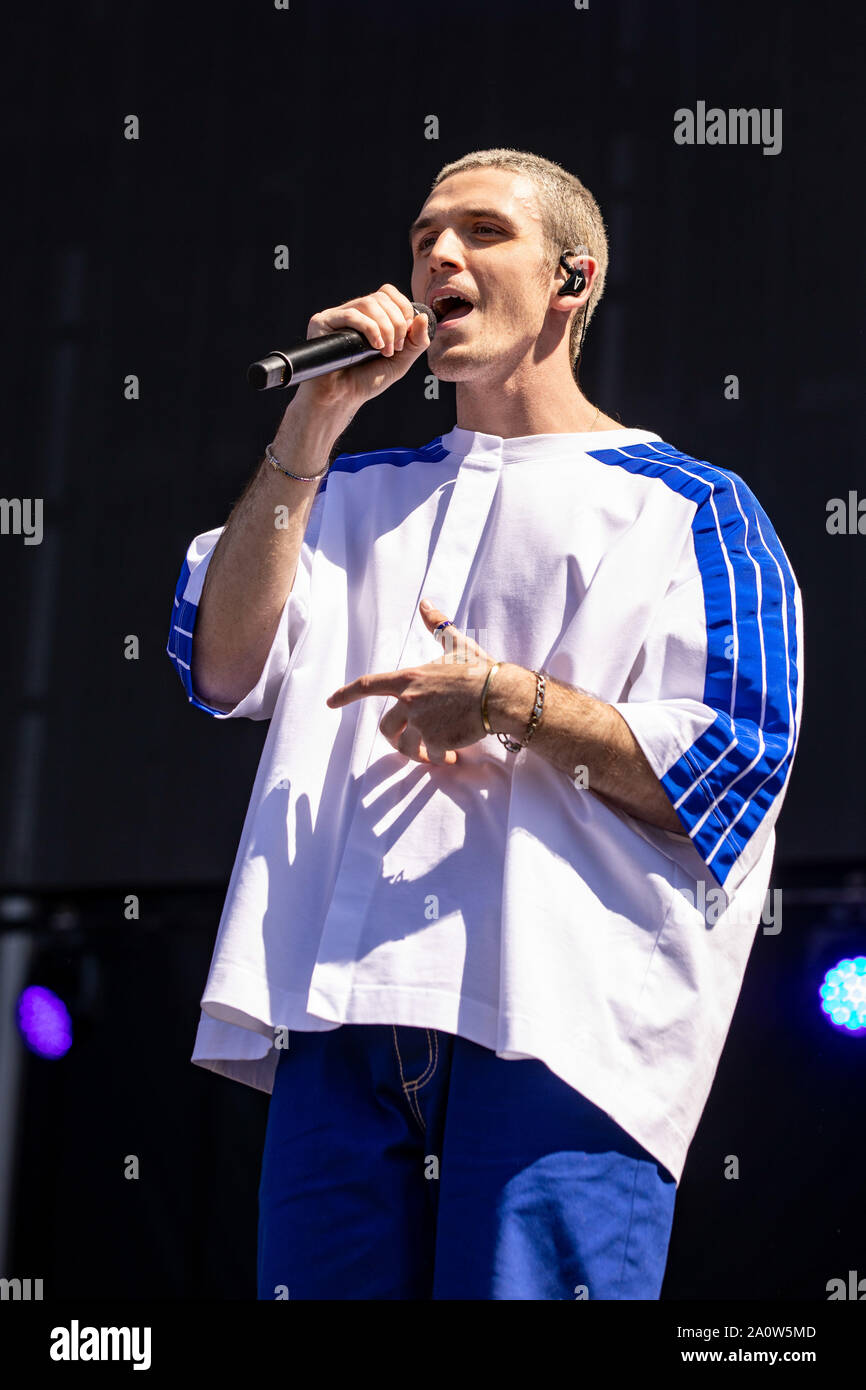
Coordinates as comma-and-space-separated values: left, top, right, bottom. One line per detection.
252, 742, 515, 1022
252, 739, 681, 1035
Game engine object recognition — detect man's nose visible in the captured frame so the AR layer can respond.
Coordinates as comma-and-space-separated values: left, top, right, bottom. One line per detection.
427, 231, 466, 266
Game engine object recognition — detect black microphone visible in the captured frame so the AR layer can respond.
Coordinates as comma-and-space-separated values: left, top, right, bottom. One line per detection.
247, 301, 437, 390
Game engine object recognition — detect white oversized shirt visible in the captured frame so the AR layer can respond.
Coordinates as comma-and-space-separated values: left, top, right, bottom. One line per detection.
167, 425, 804, 1184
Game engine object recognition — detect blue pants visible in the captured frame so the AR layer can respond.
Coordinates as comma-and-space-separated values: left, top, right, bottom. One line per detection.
257, 1023, 676, 1300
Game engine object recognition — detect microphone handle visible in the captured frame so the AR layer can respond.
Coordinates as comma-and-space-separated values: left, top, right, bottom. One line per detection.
247, 301, 435, 390
248, 331, 380, 391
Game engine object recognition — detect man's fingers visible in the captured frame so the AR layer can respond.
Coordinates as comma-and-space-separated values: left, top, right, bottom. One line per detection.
385, 716, 457, 765
421, 600, 491, 666
438, 624, 489, 667
380, 699, 409, 741
415, 738, 458, 765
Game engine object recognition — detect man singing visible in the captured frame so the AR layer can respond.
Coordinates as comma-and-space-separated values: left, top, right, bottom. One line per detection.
167, 147, 803, 1300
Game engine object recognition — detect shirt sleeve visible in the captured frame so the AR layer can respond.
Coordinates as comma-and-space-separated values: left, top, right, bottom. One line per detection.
166, 491, 323, 721
610, 473, 804, 900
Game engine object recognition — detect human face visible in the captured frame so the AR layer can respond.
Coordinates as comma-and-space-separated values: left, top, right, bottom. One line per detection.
409, 168, 553, 383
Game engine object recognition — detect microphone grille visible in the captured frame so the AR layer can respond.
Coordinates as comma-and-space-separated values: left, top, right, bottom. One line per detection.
412, 301, 437, 339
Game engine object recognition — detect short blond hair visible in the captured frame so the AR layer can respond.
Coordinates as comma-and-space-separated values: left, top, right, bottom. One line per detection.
428, 148, 608, 383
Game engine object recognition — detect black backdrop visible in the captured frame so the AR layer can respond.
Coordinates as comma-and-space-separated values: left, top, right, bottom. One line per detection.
2, 0, 864, 886
2, 0, 864, 1303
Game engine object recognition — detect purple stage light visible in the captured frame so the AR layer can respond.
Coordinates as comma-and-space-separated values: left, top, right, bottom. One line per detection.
16, 985, 74, 1058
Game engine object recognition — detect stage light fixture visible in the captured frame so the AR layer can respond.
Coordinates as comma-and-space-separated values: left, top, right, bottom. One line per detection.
16, 984, 74, 1058
819, 956, 866, 1033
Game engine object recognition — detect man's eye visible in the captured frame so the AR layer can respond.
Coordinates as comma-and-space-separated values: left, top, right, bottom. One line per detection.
416, 225, 501, 251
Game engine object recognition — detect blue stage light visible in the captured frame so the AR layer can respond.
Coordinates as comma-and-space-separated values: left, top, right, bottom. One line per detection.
819, 956, 866, 1033
16, 984, 74, 1058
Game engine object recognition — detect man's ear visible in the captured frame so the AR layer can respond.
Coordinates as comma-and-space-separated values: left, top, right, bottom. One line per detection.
556, 251, 598, 304
557, 252, 586, 297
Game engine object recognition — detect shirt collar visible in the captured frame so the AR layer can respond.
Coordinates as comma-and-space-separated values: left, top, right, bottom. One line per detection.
440, 425, 661, 464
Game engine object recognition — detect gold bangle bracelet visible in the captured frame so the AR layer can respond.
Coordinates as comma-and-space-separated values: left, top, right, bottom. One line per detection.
480, 661, 502, 734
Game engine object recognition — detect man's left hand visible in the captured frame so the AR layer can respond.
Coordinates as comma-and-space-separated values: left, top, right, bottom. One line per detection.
325, 599, 495, 765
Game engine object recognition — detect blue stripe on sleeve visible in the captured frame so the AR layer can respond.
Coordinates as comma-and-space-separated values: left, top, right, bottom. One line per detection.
165, 556, 228, 717
318, 437, 450, 493
589, 440, 801, 888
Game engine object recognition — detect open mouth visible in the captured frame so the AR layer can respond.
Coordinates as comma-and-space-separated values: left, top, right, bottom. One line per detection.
432, 295, 475, 326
